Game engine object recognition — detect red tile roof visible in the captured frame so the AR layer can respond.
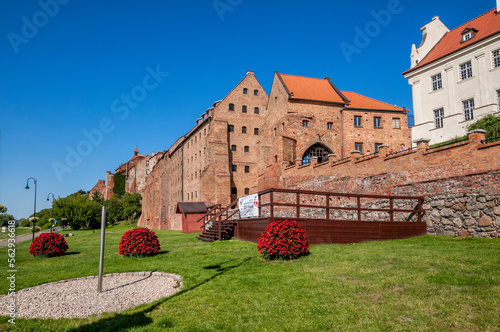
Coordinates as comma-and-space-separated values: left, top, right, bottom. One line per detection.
405, 8, 500, 74
279, 73, 345, 103
342, 91, 405, 111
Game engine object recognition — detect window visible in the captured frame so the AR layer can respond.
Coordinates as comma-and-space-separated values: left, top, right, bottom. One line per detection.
242, 105, 247, 113
354, 116, 362, 127
231, 145, 236, 151
462, 32, 472, 42
146, 169, 149, 175
245, 166, 250, 173
355, 142, 363, 153
244, 188, 250, 195
460, 61, 472, 80
244, 146, 249, 152
228, 125, 234, 132
232, 165, 237, 172
254, 90, 258, 96
327, 122, 333, 130
231, 187, 237, 195
242, 126, 247, 134
302, 120, 308, 127
146, 161, 149, 166
374, 143, 383, 153
434, 108, 444, 128
431, 73, 442, 91
254, 128, 259, 135
254, 107, 259, 114
497, 90, 500, 108
392, 118, 400, 129
229, 103, 234, 111
243, 88, 248, 94
493, 49, 500, 68
374, 117, 381, 128
463, 98, 475, 121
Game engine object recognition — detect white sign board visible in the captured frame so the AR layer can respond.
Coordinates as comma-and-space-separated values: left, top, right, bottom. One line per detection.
238, 194, 259, 218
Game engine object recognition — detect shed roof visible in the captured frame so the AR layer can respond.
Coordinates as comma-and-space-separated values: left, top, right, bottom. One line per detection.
176, 202, 208, 214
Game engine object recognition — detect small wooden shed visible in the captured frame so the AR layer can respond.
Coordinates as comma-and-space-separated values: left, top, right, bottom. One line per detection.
176, 202, 207, 233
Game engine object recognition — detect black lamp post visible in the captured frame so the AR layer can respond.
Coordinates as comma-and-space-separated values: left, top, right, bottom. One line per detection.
25, 177, 37, 241
47, 193, 55, 233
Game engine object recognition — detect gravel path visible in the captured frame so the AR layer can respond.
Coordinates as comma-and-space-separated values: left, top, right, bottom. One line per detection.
0, 272, 182, 319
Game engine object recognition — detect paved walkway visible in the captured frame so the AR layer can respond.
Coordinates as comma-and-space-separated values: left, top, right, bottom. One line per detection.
0, 227, 64, 248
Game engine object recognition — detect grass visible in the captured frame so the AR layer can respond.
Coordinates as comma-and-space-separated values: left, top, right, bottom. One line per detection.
0, 228, 33, 240
0, 224, 499, 331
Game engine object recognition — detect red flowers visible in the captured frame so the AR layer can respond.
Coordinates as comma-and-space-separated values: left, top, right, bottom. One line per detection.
257, 219, 309, 261
119, 228, 160, 257
29, 233, 69, 256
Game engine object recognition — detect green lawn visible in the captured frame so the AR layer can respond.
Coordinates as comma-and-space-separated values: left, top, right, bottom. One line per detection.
0, 228, 32, 240
0, 224, 499, 331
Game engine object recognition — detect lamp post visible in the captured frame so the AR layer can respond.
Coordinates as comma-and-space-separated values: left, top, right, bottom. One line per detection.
25, 177, 37, 241
47, 193, 55, 233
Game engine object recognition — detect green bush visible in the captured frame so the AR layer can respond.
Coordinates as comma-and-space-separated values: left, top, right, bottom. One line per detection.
40, 223, 52, 231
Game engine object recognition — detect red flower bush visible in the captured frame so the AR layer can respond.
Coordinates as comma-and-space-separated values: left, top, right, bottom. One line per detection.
119, 228, 161, 257
29, 233, 69, 256
257, 219, 309, 261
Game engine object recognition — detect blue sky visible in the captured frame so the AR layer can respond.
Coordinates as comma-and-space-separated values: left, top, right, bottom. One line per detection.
1, 0, 496, 219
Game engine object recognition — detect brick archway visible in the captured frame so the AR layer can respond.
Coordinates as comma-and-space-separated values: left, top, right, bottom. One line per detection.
302, 143, 333, 164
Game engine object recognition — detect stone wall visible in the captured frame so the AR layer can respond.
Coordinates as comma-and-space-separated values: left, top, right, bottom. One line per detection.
423, 193, 500, 238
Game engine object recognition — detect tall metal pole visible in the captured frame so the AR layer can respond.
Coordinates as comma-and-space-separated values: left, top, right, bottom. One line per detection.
47, 193, 55, 233
25, 177, 37, 241
97, 205, 106, 292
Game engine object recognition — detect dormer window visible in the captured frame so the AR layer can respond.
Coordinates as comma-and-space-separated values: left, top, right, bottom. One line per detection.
461, 28, 477, 43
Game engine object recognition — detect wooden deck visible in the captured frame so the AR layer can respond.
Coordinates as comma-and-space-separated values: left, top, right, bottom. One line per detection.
197, 188, 426, 244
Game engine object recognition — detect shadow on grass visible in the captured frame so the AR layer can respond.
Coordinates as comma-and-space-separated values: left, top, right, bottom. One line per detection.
66, 257, 252, 332
63, 252, 81, 256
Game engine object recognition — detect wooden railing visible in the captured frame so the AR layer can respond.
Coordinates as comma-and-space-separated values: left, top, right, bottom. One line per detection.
256, 188, 424, 222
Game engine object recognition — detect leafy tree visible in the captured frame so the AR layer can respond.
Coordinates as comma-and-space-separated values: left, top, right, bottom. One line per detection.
105, 195, 124, 225
0, 214, 15, 227
113, 171, 126, 197
91, 191, 104, 205
53, 191, 101, 230
122, 193, 142, 221
20, 218, 30, 227
468, 114, 500, 140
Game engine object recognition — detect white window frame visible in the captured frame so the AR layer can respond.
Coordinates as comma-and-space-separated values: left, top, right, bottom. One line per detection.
460, 61, 472, 80
493, 49, 500, 68
462, 32, 472, 42
392, 118, 400, 129
462, 99, 475, 121
431, 73, 442, 91
433, 108, 444, 128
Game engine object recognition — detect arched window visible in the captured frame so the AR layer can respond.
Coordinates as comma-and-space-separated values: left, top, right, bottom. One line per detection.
243, 88, 248, 94
242, 105, 247, 113
302, 143, 333, 165
254, 128, 259, 135
245, 188, 250, 195
229, 103, 234, 111
242, 126, 247, 134
254, 107, 259, 114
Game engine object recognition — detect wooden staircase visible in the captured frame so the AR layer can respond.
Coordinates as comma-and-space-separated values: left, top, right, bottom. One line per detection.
195, 199, 239, 242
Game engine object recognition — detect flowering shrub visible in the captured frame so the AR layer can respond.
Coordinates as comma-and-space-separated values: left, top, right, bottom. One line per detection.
257, 219, 309, 261
119, 228, 161, 257
29, 233, 69, 256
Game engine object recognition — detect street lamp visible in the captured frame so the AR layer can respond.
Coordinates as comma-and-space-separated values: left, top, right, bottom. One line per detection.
47, 193, 55, 233
25, 177, 37, 241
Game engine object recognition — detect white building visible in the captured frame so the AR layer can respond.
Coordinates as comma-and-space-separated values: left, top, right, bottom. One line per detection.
403, 4, 500, 144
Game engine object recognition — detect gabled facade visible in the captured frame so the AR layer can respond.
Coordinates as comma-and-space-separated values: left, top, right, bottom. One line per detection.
257, 72, 411, 190
403, 6, 500, 144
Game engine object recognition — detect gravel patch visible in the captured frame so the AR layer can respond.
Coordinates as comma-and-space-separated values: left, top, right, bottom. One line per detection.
0, 272, 182, 319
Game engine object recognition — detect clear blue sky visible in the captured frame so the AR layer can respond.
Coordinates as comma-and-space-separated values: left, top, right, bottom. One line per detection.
1, 0, 496, 219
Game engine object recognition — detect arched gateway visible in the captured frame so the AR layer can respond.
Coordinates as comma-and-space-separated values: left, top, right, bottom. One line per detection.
301, 143, 333, 165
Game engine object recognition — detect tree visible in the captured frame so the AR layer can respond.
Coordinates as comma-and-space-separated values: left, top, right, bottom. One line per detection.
91, 191, 104, 205
104, 195, 123, 225
122, 193, 142, 221
0, 204, 15, 227
53, 191, 101, 230
468, 114, 500, 140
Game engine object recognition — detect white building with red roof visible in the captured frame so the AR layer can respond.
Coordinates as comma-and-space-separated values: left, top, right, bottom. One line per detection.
403, 4, 500, 144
